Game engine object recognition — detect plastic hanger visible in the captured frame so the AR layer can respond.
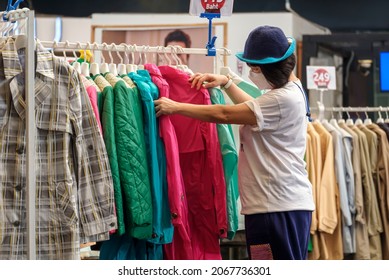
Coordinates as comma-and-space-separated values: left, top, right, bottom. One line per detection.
81, 42, 91, 77
100, 43, 110, 74
89, 42, 100, 76
337, 109, 346, 124
68, 41, 81, 74
355, 112, 363, 125
345, 110, 354, 126
126, 44, 138, 73
363, 111, 372, 125
376, 107, 384, 124
137, 45, 148, 71
384, 107, 389, 123
165, 45, 178, 69
117, 43, 127, 76
3, 0, 24, 20
329, 109, 341, 128
108, 43, 118, 76
174, 45, 194, 75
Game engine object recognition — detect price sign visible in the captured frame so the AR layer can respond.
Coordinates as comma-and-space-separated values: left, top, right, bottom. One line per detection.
201, 0, 226, 13
306, 66, 336, 90
190, 0, 234, 16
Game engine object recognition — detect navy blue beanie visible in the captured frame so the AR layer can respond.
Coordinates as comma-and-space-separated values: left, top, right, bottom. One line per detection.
236, 25, 296, 64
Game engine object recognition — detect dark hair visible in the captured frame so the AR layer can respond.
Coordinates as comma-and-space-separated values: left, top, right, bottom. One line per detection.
247, 53, 296, 89
164, 29, 192, 48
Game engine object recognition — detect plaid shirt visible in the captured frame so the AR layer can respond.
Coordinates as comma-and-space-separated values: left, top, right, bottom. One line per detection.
0, 37, 116, 259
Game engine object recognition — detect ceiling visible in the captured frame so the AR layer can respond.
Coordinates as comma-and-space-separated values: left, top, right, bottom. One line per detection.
1, 0, 389, 33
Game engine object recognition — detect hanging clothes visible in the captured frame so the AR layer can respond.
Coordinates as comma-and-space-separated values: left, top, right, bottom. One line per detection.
80, 75, 103, 133
352, 124, 383, 259
144, 63, 193, 260
93, 73, 125, 236
322, 120, 355, 254
311, 121, 343, 260
129, 69, 174, 259
367, 123, 389, 259
0, 37, 116, 260
339, 122, 370, 259
208, 87, 239, 240
159, 65, 227, 260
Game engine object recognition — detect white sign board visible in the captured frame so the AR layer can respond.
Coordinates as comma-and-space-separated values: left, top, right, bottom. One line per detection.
306, 66, 337, 90
189, 0, 234, 16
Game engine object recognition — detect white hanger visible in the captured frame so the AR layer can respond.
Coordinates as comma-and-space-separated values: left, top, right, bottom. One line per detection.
108, 43, 118, 76
137, 45, 148, 71
345, 110, 354, 126
69, 41, 81, 74
90, 42, 100, 76
117, 43, 127, 76
81, 42, 91, 77
316, 101, 325, 122
376, 107, 384, 124
363, 111, 372, 125
329, 109, 341, 128
355, 111, 363, 125
100, 43, 110, 74
385, 107, 389, 123
174, 45, 194, 75
337, 109, 346, 124
126, 44, 138, 73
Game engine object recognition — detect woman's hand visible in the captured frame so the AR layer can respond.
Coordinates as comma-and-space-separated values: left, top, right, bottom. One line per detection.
154, 97, 179, 117
188, 73, 229, 90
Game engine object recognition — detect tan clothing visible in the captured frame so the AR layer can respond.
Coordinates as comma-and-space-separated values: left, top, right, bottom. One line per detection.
352, 125, 382, 259
312, 122, 343, 259
307, 123, 322, 260
339, 122, 370, 259
367, 123, 389, 259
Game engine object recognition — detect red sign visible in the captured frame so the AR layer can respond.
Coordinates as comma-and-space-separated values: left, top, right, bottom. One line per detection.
313, 68, 331, 88
201, 0, 226, 13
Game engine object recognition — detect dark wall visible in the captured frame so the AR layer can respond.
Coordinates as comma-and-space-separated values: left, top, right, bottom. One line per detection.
1, 0, 389, 32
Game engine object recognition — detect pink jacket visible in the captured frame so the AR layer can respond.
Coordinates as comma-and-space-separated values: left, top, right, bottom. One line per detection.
159, 65, 227, 260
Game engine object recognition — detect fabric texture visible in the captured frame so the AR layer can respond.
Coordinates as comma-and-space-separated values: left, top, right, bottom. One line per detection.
208, 87, 239, 240
159, 65, 227, 260
144, 64, 192, 260
0, 38, 116, 260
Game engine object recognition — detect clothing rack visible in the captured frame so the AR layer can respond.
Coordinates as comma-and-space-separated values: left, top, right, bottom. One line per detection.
0, 7, 36, 259
38, 40, 232, 74
311, 103, 389, 121
0, 17, 231, 258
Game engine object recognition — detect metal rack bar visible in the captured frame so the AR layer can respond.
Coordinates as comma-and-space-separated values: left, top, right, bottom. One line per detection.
38, 40, 231, 74
310, 106, 389, 112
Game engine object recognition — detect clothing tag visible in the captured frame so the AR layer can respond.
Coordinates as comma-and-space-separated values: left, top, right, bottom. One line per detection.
250, 244, 274, 260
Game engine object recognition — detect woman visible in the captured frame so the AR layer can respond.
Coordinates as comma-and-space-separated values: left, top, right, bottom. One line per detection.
154, 25, 315, 260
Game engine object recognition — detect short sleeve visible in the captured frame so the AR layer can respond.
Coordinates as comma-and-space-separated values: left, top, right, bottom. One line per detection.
244, 93, 281, 132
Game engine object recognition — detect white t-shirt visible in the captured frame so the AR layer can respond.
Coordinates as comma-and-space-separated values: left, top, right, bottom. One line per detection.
239, 80, 315, 214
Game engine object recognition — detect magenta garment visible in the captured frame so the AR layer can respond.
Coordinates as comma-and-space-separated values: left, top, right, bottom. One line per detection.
144, 64, 193, 260
158, 65, 227, 260
80, 75, 103, 133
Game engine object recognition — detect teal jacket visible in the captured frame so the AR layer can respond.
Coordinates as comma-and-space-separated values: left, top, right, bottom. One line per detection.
208, 87, 240, 240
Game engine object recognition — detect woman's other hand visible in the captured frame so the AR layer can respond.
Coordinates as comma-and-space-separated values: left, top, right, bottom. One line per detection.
188, 73, 229, 90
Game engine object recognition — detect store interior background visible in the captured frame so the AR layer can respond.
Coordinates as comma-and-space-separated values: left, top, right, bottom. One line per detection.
2, 0, 388, 118
2, 0, 388, 259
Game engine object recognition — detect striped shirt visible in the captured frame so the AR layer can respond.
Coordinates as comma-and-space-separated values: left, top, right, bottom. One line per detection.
0, 37, 116, 259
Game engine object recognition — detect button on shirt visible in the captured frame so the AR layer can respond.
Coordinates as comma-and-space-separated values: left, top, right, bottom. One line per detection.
0, 37, 116, 260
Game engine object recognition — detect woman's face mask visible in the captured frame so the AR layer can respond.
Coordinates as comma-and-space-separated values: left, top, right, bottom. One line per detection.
248, 70, 273, 89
